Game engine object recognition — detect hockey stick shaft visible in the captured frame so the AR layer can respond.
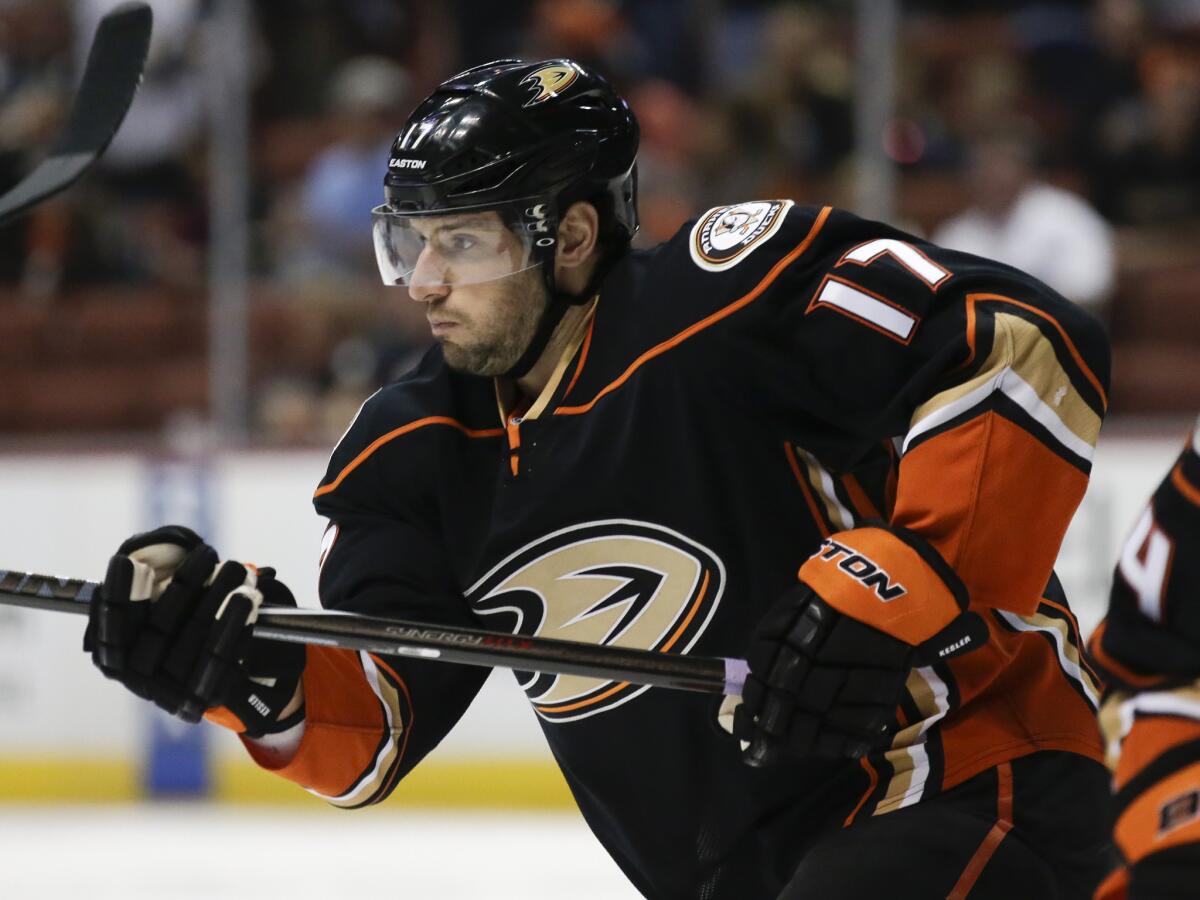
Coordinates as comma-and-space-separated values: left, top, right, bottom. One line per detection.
0, 570, 748, 696
0, 2, 153, 225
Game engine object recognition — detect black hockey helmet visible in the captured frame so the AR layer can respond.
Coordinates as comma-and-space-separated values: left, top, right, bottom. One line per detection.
373, 58, 637, 284
372, 57, 639, 377
381, 58, 637, 235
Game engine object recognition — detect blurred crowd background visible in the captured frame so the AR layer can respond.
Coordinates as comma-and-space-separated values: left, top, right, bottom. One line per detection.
0, 0, 1196, 447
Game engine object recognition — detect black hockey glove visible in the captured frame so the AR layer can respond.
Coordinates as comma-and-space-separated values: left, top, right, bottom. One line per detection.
83, 525, 305, 738
730, 525, 988, 767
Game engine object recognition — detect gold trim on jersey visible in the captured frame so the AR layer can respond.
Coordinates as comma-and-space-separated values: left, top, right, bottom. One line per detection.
874, 665, 951, 815
494, 296, 598, 425
997, 313, 1103, 448
996, 608, 1101, 710
791, 445, 855, 531
905, 312, 1102, 462
1104, 683, 1200, 770
1099, 690, 1129, 770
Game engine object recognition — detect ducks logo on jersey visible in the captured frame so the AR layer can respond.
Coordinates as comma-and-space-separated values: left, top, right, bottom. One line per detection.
467, 519, 726, 722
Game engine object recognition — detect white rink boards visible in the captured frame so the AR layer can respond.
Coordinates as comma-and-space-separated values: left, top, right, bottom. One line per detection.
0, 429, 1187, 792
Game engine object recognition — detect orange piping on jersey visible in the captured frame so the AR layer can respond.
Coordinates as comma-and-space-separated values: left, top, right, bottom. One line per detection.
946, 761, 1013, 900
1172, 462, 1200, 507
843, 756, 879, 827
784, 443, 832, 539
562, 315, 596, 401
555, 206, 833, 416
841, 473, 882, 520
965, 293, 1108, 410
314, 417, 504, 498
537, 680, 632, 715
1094, 867, 1128, 900
660, 569, 711, 653
1088, 620, 1165, 689
368, 653, 415, 802
506, 418, 522, 478
536, 570, 713, 715
953, 299, 980, 375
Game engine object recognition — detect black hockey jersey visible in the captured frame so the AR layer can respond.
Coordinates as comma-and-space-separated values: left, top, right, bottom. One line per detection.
1092, 421, 1200, 687
1091, 419, 1200, 899
245, 203, 1110, 899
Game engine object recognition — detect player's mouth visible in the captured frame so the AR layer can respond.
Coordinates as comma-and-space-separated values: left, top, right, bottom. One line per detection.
428, 319, 459, 336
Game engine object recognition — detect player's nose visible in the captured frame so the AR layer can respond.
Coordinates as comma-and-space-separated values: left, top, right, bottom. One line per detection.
408, 280, 450, 304
407, 248, 451, 304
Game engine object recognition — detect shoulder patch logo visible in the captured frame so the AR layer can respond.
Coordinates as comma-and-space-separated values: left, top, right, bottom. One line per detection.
466, 520, 726, 723
521, 64, 579, 107
689, 199, 794, 271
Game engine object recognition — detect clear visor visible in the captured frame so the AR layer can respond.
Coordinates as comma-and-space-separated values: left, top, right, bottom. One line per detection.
371, 200, 551, 288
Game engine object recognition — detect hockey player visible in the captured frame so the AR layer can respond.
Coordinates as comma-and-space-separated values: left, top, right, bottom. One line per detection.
1091, 419, 1200, 900
84, 59, 1113, 898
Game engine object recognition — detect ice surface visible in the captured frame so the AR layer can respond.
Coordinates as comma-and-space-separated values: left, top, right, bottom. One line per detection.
0, 806, 639, 899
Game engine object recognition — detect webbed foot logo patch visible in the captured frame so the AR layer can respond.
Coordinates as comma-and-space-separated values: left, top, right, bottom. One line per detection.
690, 200, 793, 271
467, 520, 726, 722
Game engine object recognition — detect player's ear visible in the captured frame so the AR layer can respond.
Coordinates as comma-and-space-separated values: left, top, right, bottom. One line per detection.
555, 201, 600, 273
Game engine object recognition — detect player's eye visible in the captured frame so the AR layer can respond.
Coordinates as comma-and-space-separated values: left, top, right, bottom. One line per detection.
445, 232, 478, 253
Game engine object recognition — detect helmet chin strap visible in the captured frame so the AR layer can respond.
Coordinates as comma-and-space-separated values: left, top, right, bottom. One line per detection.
503, 289, 588, 381
502, 247, 621, 382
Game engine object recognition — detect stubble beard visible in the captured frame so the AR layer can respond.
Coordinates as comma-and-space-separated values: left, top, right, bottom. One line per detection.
438, 273, 547, 377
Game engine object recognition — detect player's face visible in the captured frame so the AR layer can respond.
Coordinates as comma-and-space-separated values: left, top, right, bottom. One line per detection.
405, 212, 548, 376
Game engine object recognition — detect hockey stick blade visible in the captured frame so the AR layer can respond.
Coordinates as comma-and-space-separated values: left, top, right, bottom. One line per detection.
0, 2, 153, 225
0, 569, 749, 696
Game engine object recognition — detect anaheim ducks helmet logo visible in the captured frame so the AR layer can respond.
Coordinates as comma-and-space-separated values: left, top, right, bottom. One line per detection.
466, 520, 726, 723
520, 64, 579, 107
